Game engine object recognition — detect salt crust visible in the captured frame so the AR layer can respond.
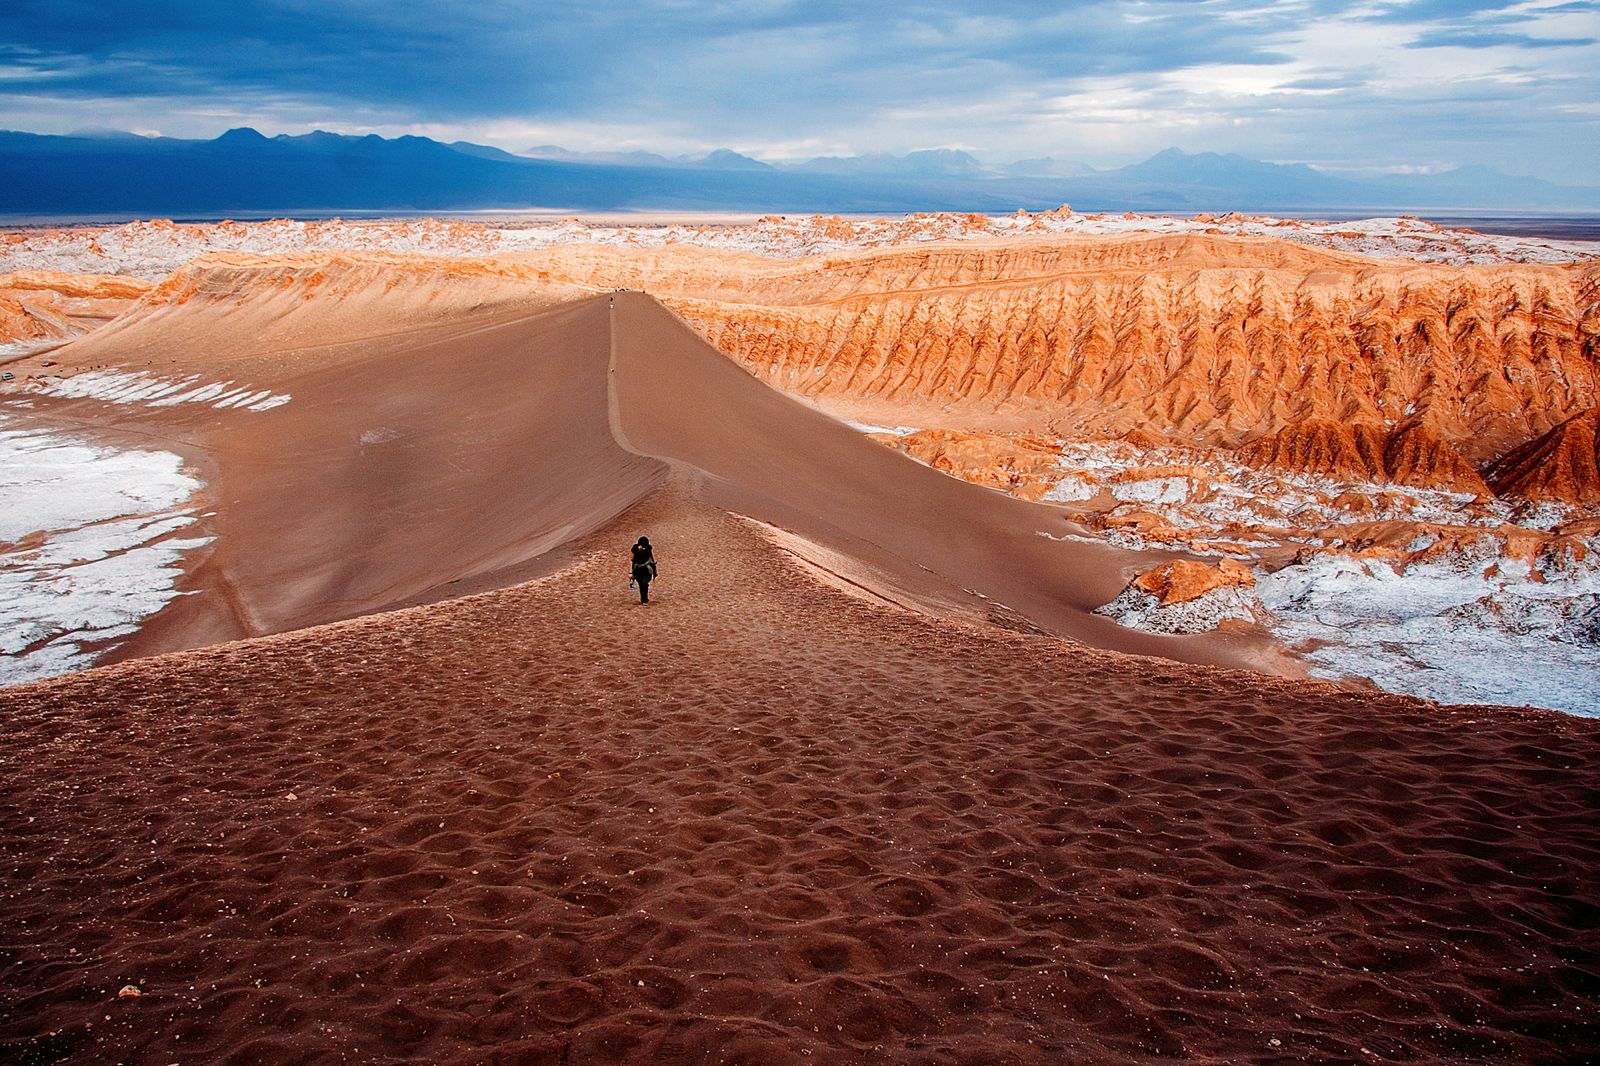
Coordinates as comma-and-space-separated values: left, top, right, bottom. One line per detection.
0, 416, 209, 685
2, 212, 1594, 283
832, 419, 1600, 714
1257, 554, 1600, 717
1095, 585, 1266, 635
33, 369, 291, 412
1043, 437, 1600, 716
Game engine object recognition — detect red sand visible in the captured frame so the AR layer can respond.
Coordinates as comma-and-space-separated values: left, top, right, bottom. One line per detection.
2, 470, 1597, 1063
0, 277, 1597, 1063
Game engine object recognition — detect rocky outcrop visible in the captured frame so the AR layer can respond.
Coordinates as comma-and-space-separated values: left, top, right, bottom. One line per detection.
1382, 421, 1491, 495
0, 271, 153, 347
879, 429, 1063, 500
1240, 419, 1489, 494
1096, 559, 1266, 634
1488, 410, 1600, 506
1132, 558, 1257, 605
1240, 420, 1389, 482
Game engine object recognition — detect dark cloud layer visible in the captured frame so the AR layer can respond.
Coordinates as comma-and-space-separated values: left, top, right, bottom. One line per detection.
3, 3, 1302, 117
3, 1, 1596, 182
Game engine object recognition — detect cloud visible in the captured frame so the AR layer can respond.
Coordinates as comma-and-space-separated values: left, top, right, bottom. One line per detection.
0, 2, 1331, 119
1, 1, 1595, 184
1406, 29, 1596, 46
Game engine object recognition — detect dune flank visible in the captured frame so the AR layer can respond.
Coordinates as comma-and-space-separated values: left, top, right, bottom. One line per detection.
2, 265, 1281, 672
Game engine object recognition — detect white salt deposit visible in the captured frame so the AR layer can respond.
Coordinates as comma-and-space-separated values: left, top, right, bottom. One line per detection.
1257, 554, 1600, 717
1108, 477, 1192, 505
1095, 584, 1266, 635
2, 213, 1593, 282
35, 370, 290, 412
844, 420, 920, 436
0, 418, 210, 685
1041, 436, 1599, 714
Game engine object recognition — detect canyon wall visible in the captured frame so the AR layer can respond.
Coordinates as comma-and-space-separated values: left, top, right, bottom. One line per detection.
6, 230, 1597, 496
636, 237, 1600, 463
0, 271, 152, 348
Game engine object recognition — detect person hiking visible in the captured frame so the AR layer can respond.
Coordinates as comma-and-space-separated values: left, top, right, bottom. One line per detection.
629, 537, 657, 604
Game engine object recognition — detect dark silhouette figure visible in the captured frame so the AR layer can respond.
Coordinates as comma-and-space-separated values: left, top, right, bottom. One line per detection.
630, 537, 657, 604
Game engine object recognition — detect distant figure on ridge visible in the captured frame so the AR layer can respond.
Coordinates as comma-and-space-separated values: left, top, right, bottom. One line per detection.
630, 537, 657, 604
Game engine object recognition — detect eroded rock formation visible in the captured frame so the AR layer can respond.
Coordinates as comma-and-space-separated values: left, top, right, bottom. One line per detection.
1132, 559, 1257, 606
1096, 559, 1267, 634
1489, 410, 1600, 506
875, 429, 1064, 500
0, 271, 153, 347
1241, 419, 1489, 495
664, 237, 1600, 462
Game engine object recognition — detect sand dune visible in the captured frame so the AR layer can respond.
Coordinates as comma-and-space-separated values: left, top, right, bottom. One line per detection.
1, 261, 1285, 670
4, 239, 1596, 708
608, 292, 1283, 669
1, 241, 1596, 1062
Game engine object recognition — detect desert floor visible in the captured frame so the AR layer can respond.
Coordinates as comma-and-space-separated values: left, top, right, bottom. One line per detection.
2, 467, 1595, 1064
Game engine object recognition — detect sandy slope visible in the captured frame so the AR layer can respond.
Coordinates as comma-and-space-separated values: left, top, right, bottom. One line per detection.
1, 469, 1596, 1064
608, 292, 1283, 670
1, 261, 1596, 1063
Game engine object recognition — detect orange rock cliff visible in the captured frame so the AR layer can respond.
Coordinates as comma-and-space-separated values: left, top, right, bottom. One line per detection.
640, 236, 1597, 469
5, 230, 1599, 505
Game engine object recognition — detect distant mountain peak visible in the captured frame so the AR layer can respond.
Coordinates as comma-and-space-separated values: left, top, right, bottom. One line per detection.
690, 148, 772, 171
0, 128, 1594, 214
1002, 156, 1097, 179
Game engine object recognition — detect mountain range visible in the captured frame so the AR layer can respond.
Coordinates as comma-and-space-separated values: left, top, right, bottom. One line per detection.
2, 128, 1596, 217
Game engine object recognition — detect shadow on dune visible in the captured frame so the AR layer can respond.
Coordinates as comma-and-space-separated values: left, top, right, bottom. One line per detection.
607, 291, 1282, 670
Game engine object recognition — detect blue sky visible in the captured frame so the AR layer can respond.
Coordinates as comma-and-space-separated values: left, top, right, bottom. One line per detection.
3, 1, 1597, 182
